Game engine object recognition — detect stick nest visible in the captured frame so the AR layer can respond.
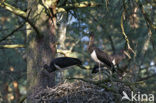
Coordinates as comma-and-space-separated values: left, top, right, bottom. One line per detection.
28, 80, 116, 103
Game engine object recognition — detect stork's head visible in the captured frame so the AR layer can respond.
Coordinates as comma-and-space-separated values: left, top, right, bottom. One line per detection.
43, 64, 52, 73
89, 32, 94, 37
88, 32, 95, 53
88, 32, 95, 44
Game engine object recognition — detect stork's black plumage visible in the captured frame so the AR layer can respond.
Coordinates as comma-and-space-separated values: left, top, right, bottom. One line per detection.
44, 57, 82, 73
92, 65, 101, 73
91, 64, 111, 75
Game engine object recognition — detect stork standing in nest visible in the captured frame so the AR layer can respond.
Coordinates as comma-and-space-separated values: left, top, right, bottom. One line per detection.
91, 51, 127, 74
88, 32, 119, 80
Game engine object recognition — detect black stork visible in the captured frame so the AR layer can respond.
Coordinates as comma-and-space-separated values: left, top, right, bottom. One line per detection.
88, 32, 119, 79
43, 57, 84, 81
43, 57, 82, 73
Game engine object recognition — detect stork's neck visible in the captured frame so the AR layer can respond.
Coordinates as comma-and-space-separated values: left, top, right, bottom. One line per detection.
89, 35, 94, 47
88, 35, 95, 53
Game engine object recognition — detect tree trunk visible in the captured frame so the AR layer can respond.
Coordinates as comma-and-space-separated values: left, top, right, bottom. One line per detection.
58, 13, 68, 49
27, 0, 57, 100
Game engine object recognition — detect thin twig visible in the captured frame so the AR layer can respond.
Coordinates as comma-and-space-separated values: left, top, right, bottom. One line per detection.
0, 2, 42, 38
137, 1, 156, 30
0, 23, 25, 42
18, 95, 27, 103
137, 1, 153, 55
137, 73, 156, 82
69, 39, 80, 52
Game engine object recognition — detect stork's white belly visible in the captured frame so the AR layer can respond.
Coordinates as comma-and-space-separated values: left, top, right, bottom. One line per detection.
91, 50, 103, 64
112, 59, 116, 65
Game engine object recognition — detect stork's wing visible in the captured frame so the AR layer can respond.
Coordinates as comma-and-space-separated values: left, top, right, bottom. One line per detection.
52, 57, 82, 68
95, 48, 113, 67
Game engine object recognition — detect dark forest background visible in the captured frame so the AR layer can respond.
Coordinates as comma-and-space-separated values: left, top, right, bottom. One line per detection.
0, 0, 156, 103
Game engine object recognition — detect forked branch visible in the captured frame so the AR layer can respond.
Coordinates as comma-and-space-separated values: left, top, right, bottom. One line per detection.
120, 11, 136, 56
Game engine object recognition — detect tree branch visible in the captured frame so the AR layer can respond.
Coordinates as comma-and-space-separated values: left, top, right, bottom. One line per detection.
137, 73, 156, 81
0, 23, 25, 43
0, 2, 27, 18
57, 1, 102, 12
136, 1, 153, 55
69, 39, 80, 52
0, 2, 42, 38
65, 1, 101, 8
137, 1, 156, 30
0, 44, 25, 49
120, 11, 136, 56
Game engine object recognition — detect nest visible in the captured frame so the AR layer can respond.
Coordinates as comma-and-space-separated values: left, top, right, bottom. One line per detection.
28, 80, 116, 103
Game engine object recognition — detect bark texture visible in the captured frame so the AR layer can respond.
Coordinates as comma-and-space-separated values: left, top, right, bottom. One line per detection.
27, 1, 57, 102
